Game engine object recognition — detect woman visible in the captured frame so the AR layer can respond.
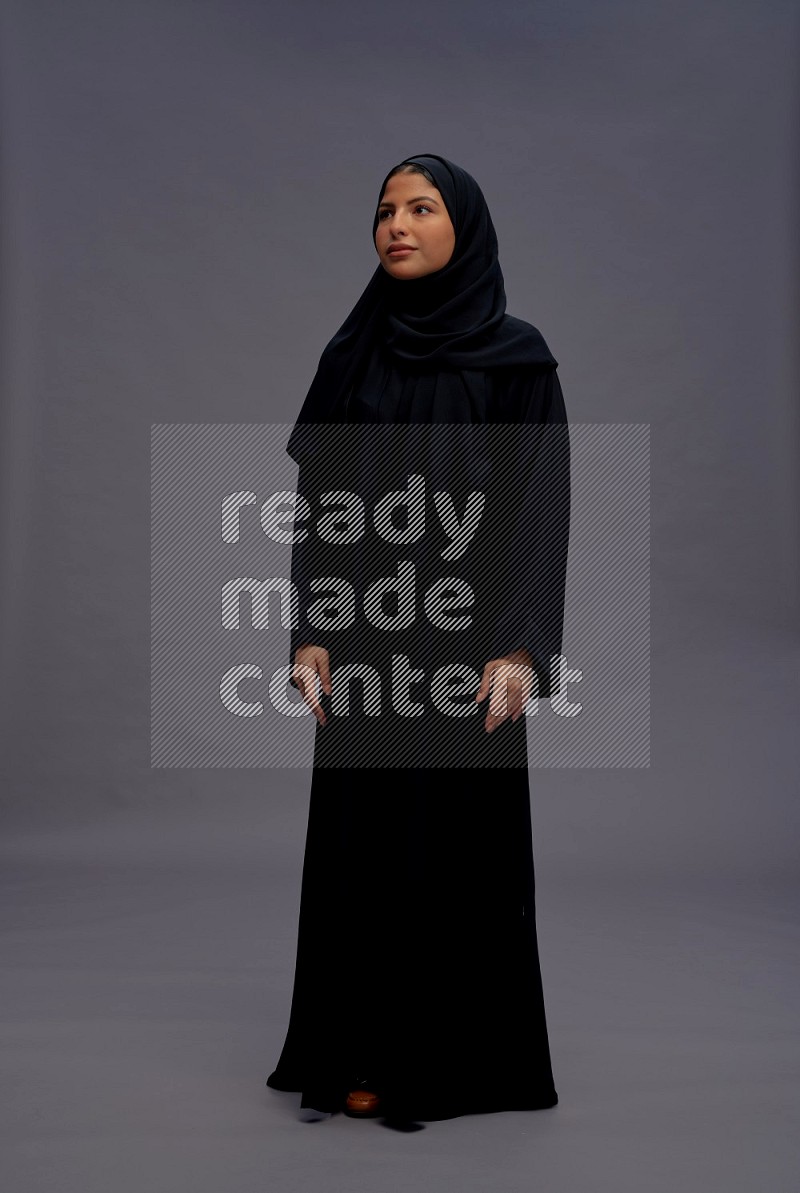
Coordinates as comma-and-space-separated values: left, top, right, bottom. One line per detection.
266, 153, 570, 1124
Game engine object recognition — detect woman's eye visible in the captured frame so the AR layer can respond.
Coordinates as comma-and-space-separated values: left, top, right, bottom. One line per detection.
377, 205, 432, 220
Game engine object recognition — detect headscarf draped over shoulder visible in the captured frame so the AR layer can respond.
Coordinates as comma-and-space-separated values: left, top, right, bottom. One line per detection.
287, 153, 556, 464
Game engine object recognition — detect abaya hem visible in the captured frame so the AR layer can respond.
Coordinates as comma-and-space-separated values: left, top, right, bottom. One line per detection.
266, 1067, 558, 1122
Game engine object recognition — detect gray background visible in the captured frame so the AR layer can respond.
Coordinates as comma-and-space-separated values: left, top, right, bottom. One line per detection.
1, 0, 797, 1190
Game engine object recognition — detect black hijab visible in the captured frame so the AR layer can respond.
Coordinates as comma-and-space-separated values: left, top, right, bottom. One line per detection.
287, 153, 556, 465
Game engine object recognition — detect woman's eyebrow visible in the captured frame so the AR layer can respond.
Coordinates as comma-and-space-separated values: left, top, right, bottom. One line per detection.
378, 195, 440, 207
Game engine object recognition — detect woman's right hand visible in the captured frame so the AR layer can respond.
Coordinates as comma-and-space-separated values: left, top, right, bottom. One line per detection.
293, 643, 332, 727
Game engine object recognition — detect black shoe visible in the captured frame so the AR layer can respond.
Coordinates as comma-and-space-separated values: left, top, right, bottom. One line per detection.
298, 1105, 333, 1122
298, 1087, 337, 1122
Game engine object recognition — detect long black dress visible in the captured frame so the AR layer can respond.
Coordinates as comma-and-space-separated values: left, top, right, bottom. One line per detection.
266, 343, 570, 1121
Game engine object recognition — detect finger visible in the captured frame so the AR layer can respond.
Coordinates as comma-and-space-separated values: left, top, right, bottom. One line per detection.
484, 707, 508, 733
506, 677, 524, 721
294, 664, 327, 726
489, 676, 512, 719
293, 662, 313, 698
512, 679, 533, 721
491, 665, 528, 715
304, 686, 327, 727
475, 660, 497, 702
486, 686, 511, 731
316, 651, 332, 696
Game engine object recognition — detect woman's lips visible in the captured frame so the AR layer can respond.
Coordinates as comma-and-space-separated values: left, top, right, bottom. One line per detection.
387, 247, 416, 256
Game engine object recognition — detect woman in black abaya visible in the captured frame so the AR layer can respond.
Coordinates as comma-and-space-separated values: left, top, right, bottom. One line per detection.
266, 154, 571, 1124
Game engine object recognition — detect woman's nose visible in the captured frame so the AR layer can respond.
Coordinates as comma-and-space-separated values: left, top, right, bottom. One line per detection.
387, 212, 408, 235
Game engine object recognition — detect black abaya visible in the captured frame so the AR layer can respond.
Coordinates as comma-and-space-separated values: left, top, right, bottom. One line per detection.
267, 152, 569, 1121
266, 350, 569, 1121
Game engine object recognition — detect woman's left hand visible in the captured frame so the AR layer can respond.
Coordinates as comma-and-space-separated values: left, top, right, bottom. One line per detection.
475, 647, 537, 732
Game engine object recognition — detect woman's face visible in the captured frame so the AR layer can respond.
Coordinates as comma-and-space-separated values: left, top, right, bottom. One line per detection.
374, 171, 456, 279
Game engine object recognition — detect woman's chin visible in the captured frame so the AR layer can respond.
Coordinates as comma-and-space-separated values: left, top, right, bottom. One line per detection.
382, 258, 424, 279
